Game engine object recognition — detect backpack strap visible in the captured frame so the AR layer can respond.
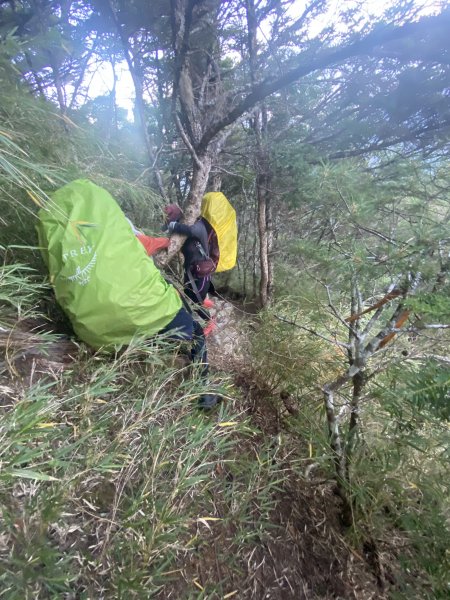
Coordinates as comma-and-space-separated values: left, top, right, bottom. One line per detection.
196, 227, 214, 260
195, 239, 209, 260
187, 268, 205, 305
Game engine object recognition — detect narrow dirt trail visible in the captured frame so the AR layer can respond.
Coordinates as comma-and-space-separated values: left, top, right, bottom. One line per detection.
206, 298, 249, 368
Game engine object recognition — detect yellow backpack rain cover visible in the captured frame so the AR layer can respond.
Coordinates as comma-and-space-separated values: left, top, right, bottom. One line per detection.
201, 192, 237, 272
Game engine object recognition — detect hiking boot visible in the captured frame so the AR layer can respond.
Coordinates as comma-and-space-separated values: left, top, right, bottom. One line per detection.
198, 394, 220, 410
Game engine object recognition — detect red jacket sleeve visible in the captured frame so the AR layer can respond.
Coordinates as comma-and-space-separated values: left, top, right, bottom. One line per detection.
137, 234, 170, 256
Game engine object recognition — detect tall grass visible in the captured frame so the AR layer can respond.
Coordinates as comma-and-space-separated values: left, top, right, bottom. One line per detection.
0, 347, 283, 598
0, 264, 285, 598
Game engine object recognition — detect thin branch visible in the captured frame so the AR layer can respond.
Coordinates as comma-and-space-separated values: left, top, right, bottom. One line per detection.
273, 314, 350, 349
361, 283, 400, 336
408, 323, 450, 330
326, 285, 360, 337
407, 354, 450, 365
329, 118, 450, 160
174, 112, 202, 168
364, 303, 407, 354
361, 304, 389, 338
354, 223, 400, 247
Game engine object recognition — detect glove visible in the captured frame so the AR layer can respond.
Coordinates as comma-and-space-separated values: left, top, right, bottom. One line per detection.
167, 221, 177, 233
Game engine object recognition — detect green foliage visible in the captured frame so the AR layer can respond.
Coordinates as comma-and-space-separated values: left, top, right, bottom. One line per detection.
407, 363, 450, 422
383, 360, 450, 426
250, 301, 345, 397
405, 292, 450, 322
0, 263, 48, 325
1, 367, 276, 596
248, 299, 346, 470
344, 365, 450, 597
1, 4, 450, 596
250, 291, 449, 596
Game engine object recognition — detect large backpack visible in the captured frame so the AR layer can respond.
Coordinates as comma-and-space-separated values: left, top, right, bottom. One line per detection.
36, 179, 182, 349
198, 192, 237, 275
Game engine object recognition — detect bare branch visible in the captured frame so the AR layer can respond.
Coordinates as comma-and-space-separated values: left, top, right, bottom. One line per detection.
361, 283, 400, 337
365, 303, 407, 354
407, 354, 450, 365
354, 223, 400, 247
326, 285, 360, 337
408, 323, 450, 330
273, 314, 350, 349
197, 11, 450, 153
174, 112, 202, 168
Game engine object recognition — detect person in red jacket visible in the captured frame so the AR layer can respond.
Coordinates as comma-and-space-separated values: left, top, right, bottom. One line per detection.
127, 218, 218, 408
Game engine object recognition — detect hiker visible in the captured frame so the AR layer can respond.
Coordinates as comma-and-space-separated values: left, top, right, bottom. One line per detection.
164, 204, 214, 304
163, 203, 217, 316
37, 179, 218, 409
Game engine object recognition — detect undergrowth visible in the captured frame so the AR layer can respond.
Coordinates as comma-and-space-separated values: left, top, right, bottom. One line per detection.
0, 264, 284, 599
249, 299, 450, 598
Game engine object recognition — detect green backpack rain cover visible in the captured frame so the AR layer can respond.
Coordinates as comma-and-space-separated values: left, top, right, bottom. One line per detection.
37, 179, 182, 349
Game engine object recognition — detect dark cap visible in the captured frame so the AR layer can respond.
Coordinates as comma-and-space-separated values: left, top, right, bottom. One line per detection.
164, 204, 183, 222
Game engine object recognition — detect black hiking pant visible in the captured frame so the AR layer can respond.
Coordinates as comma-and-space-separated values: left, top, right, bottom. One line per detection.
159, 307, 208, 375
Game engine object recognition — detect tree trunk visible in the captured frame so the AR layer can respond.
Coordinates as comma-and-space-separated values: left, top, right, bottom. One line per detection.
346, 370, 365, 472
246, 0, 274, 307
184, 154, 212, 222
323, 377, 353, 526
252, 203, 258, 298
257, 168, 271, 307
51, 60, 66, 114
131, 63, 167, 200
111, 59, 118, 133
165, 153, 212, 259
24, 52, 45, 96
255, 105, 274, 307
211, 170, 222, 191
69, 36, 99, 109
